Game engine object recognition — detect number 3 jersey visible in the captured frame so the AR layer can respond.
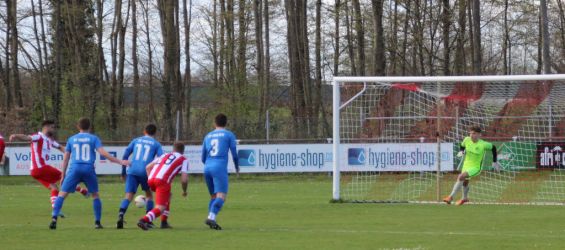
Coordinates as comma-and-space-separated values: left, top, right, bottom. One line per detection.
123, 136, 164, 177
65, 132, 102, 166
201, 128, 239, 171
149, 152, 189, 184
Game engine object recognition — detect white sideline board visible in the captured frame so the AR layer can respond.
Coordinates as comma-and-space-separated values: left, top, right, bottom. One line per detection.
4, 143, 453, 175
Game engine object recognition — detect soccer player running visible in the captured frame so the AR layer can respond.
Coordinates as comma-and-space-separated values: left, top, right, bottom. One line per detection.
50, 118, 128, 229
117, 124, 164, 229
201, 114, 239, 230
9, 120, 89, 215
137, 142, 189, 230
443, 126, 500, 205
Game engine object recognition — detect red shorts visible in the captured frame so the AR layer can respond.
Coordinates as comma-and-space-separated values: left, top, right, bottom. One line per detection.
0, 139, 5, 160
31, 165, 62, 188
148, 179, 171, 206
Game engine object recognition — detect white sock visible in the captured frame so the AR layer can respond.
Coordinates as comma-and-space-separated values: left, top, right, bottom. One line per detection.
449, 180, 463, 198
463, 185, 470, 200
208, 212, 216, 221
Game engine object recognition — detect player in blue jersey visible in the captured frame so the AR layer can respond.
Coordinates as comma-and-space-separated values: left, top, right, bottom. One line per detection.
116, 124, 164, 229
50, 118, 128, 230
201, 113, 239, 230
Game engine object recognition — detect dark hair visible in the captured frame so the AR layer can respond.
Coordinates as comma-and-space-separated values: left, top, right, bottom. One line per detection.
41, 120, 55, 127
78, 117, 91, 131
215, 113, 228, 127
173, 142, 185, 153
469, 126, 482, 133
145, 124, 157, 136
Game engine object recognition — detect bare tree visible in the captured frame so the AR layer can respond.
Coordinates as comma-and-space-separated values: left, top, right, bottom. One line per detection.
183, 0, 193, 139
471, 0, 481, 75
371, 0, 385, 76
352, 0, 365, 75
540, 0, 551, 74
8, 0, 22, 107
132, 0, 141, 133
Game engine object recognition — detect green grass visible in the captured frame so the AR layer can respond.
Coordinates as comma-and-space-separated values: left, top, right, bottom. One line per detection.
1, 175, 565, 250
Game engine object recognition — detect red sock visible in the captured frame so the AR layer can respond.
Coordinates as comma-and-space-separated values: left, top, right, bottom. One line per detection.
75, 186, 88, 195
142, 208, 161, 223
50, 190, 59, 208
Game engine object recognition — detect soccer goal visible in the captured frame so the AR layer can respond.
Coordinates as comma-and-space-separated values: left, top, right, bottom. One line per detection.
332, 74, 565, 205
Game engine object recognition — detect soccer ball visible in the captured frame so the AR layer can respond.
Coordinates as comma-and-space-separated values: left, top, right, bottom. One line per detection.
134, 195, 147, 208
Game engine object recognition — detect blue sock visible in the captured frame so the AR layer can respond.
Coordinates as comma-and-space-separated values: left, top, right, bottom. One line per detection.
208, 199, 214, 212
119, 199, 130, 217
146, 199, 154, 213
52, 196, 65, 219
93, 198, 102, 222
211, 198, 224, 215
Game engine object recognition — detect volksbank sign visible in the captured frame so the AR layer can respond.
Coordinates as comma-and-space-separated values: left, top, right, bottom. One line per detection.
4, 143, 453, 175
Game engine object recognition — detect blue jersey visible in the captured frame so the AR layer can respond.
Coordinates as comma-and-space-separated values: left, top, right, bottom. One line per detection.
122, 136, 163, 176
65, 132, 102, 166
201, 129, 239, 170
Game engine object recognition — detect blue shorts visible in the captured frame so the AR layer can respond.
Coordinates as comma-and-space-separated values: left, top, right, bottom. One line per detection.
62, 165, 98, 194
125, 174, 150, 193
204, 168, 229, 195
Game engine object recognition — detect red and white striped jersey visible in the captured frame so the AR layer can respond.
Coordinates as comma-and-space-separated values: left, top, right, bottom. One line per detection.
30, 132, 60, 170
148, 152, 189, 184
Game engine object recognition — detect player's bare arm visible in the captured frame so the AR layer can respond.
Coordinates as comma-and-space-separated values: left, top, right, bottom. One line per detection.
145, 162, 156, 176
181, 173, 189, 197
97, 147, 129, 166
9, 134, 32, 142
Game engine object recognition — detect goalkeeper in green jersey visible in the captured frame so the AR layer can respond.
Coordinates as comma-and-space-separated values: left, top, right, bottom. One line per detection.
443, 126, 500, 205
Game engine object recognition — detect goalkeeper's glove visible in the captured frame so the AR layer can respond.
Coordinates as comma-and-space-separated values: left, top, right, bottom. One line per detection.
457, 151, 465, 158
492, 162, 501, 171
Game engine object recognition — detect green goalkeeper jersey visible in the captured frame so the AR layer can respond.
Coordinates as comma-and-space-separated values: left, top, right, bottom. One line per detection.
461, 137, 493, 169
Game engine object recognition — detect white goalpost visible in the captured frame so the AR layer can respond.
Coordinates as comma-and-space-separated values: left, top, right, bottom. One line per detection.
332, 74, 565, 204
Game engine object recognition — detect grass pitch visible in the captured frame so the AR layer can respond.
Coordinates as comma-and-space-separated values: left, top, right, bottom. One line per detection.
1, 175, 565, 250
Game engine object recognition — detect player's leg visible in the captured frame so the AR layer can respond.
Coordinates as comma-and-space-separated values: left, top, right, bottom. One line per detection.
457, 168, 480, 205
206, 171, 228, 230
50, 170, 78, 229
160, 193, 172, 229
204, 170, 216, 213
457, 180, 471, 206
117, 174, 138, 228
140, 176, 155, 213
444, 172, 469, 204
138, 182, 168, 231
75, 185, 89, 197
83, 168, 103, 229
32, 166, 62, 210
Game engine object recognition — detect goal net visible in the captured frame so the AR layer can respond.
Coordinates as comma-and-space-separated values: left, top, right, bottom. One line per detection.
332, 75, 565, 205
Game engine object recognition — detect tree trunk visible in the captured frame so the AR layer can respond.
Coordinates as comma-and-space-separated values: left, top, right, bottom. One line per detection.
502, 0, 509, 75
9, 0, 22, 107
333, 0, 340, 75
540, 0, 551, 74
255, 0, 266, 134
31, 0, 48, 118
352, 0, 365, 75
471, 0, 481, 75
454, 0, 466, 75
132, 0, 140, 134
344, 0, 356, 75
400, 0, 411, 76
371, 0, 385, 76
183, 0, 193, 139
442, 0, 451, 76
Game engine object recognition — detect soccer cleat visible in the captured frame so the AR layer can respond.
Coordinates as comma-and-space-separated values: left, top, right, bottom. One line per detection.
117, 218, 124, 229
456, 199, 469, 206
49, 221, 57, 230
95, 222, 103, 229
160, 221, 173, 229
442, 196, 453, 205
205, 219, 222, 230
147, 222, 155, 229
137, 220, 149, 231
58, 212, 66, 218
